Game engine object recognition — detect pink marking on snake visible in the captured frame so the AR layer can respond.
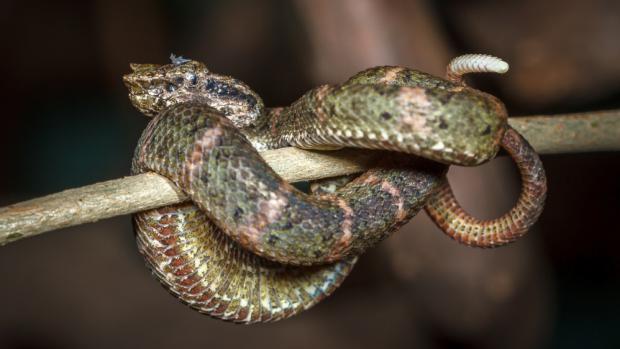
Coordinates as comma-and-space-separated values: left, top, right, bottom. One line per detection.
260, 191, 289, 226
338, 198, 353, 240
269, 107, 284, 136
184, 126, 224, 184
399, 87, 432, 108
381, 180, 406, 221
327, 197, 354, 260
236, 185, 289, 247
360, 174, 381, 186
379, 67, 405, 83
397, 87, 433, 136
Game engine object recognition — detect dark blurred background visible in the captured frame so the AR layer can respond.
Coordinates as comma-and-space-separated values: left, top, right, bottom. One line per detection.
1, 0, 619, 348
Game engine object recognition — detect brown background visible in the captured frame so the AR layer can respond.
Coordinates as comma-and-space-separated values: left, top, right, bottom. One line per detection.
1, 1, 619, 348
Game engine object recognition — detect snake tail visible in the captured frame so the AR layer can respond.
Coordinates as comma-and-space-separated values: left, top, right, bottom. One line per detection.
424, 126, 547, 247
446, 54, 509, 84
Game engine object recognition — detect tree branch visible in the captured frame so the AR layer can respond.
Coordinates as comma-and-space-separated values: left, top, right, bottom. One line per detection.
1, 110, 619, 246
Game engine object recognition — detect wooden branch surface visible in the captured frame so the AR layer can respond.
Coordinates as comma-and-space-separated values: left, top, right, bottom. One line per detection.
1, 111, 619, 246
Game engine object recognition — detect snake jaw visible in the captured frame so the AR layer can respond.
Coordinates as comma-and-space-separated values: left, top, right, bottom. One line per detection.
123, 73, 162, 117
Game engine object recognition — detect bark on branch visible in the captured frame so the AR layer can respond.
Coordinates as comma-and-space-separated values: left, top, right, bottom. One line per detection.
1, 110, 619, 246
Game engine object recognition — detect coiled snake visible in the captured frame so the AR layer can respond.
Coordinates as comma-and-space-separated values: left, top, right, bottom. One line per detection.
124, 54, 546, 323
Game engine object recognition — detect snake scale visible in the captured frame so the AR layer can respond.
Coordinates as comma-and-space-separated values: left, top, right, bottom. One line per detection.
123, 54, 547, 323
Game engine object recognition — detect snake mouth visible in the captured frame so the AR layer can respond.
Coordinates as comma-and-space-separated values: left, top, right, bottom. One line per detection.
123, 72, 148, 92
122, 74, 145, 102
122, 74, 139, 91
123, 63, 164, 92
122, 71, 162, 117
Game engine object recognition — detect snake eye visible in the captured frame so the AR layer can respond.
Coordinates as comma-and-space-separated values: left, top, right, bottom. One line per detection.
188, 74, 197, 85
166, 83, 177, 93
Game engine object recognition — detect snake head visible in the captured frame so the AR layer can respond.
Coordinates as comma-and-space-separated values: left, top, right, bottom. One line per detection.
123, 57, 264, 128
123, 60, 209, 117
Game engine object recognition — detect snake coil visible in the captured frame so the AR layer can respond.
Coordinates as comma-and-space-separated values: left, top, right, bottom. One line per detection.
123, 54, 546, 323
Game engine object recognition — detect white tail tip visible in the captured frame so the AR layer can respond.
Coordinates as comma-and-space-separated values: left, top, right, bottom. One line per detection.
446, 54, 509, 84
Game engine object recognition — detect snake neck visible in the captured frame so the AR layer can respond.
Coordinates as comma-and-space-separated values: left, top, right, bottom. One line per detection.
238, 107, 291, 151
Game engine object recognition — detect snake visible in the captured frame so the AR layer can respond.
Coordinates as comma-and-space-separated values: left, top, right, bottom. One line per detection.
123, 53, 546, 323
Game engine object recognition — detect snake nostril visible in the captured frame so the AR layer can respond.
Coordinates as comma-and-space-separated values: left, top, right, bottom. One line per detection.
123, 74, 137, 87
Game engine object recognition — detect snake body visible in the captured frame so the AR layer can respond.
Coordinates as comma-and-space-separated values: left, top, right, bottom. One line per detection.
124, 55, 546, 323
